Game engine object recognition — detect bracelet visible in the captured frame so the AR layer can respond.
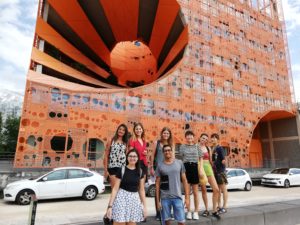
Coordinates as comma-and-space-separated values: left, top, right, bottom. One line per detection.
107, 205, 112, 209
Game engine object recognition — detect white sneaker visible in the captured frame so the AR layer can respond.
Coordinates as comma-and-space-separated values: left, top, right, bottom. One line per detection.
193, 212, 199, 220
186, 211, 192, 220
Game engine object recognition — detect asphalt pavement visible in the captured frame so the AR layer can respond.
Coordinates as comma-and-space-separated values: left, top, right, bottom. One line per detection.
1, 186, 300, 225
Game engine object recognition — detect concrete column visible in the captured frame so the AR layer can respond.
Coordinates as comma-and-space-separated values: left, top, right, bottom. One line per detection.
267, 121, 275, 168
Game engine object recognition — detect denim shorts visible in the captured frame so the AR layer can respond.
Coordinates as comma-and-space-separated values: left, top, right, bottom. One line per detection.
161, 198, 185, 223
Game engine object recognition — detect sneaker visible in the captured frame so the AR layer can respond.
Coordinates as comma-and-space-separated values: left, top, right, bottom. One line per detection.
192, 212, 199, 220
155, 212, 161, 221
201, 210, 209, 217
171, 213, 175, 220
212, 211, 221, 220
186, 211, 192, 220
218, 208, 227, 214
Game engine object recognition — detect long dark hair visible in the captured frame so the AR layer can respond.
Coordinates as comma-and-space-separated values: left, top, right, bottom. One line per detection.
126, 148, 141, 170
112, 124, 129, 144
132, 122, 145, 141
160, 127, 173, 146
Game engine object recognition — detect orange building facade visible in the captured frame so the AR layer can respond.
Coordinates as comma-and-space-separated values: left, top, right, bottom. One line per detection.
14, 0, 298, 169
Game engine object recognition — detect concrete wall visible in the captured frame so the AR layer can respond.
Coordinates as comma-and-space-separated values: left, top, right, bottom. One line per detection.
259, 116, 300, 168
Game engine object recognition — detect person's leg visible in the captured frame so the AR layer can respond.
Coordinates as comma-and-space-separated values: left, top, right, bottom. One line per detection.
207, 175, 219, 213
220, 184, 228, 209
218, 184, 222, 209
114, 222, 125, 225
126, 222, 136, 225
185, 184, 191, 212
110, 175, 117, 188
161, 199, 172, 222
192, 184, 199, 212
200, 184, 208, 211
172, 198, 186, 225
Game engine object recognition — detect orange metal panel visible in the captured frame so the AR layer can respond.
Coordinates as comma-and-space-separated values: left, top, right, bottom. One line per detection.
27, 69, 122, 92
149, 0, 179, 59
47, 0, 110, 65
36, 18, 110, 79
156, 26, 188, 78
31, 48, 114, 88
99, 0, 139, 42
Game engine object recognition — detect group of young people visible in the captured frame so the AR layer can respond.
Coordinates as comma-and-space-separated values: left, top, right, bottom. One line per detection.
103, 123, 228, 225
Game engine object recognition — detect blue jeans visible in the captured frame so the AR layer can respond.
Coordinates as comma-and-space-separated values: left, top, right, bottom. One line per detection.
161, 198, 185, 223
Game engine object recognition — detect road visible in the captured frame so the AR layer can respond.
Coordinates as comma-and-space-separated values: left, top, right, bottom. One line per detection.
0, 186, 300, 225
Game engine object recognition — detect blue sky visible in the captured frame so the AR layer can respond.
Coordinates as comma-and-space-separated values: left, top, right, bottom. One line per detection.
0, 0, 299, 101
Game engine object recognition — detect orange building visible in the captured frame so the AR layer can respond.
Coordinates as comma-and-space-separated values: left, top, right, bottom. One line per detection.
15, 0, 300, 169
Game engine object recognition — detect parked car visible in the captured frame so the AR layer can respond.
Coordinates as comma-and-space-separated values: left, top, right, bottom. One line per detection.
207, 168, 252, 191
4, 167, 105, 205
261, 168, 300, 188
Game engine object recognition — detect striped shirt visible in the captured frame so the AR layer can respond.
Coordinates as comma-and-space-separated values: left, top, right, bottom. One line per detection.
179, 144, 203, 163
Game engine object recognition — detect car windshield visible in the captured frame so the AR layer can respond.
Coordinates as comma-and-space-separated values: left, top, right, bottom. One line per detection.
271, 168, 289, 174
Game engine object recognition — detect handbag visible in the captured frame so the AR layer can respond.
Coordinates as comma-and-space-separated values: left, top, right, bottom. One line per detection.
198, 162, 208, 185
103, 215, 113, 225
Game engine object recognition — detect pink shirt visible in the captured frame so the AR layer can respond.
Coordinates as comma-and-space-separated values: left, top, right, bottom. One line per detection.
129, 139, 148, 166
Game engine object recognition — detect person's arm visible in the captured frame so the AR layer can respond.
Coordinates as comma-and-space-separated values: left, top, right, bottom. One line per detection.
139, 177, 147, 219
218, 147, 226, 165
181, 172, 190, 208
155, 176, 161, 210
103, 140, 112, 178
105, 178, 121, 219
197, 145, 204, 178
198, 157, 204, 178
150, 141, 157, 176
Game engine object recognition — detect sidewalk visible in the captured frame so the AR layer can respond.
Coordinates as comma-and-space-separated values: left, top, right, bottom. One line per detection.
74, 200, 300, 225
1, 186, 300, 225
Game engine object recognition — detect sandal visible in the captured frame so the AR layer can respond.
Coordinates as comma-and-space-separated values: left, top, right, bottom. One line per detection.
218, 208, 227, 214
202, 210, 209, 217
212, 211, 221, 220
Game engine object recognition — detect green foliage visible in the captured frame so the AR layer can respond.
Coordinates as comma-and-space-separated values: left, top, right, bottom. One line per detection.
0, 113, 20, 154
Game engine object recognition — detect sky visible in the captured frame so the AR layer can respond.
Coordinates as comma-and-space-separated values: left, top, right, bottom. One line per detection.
0, 0, 299, 101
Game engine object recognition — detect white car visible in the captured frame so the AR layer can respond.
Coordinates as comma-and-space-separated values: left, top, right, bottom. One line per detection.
207, 168, 252, 191
4, 167, 105, 205
261, 168, 300, 188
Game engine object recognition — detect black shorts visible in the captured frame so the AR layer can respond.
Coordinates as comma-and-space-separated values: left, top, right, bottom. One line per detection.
215, 172, 228, 185
184, 162, 199, 185
108, 167, 120, 176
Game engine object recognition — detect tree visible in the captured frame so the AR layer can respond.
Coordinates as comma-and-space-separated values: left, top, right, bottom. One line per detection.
2, 114, 20, 154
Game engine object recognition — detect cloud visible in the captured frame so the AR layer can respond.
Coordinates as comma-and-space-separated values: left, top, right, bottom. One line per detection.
0, 0, 38, 94
282, 0, 300, 31
0, 64, 26, 93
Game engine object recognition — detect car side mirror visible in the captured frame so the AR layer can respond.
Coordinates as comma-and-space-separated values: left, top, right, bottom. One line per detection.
289, 173, 293, 176
42, 177, 48, 181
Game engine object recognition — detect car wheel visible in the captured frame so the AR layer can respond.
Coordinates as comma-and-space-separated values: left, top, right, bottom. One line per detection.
83, 186, 98, 200
284, 179, 290, 188
16, 189, 34, 205
147, 185, 156, 197
244, 181, 252, 191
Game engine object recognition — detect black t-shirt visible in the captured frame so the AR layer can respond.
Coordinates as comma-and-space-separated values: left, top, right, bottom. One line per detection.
212, 145, 226, 173
116, 167, 143, 192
